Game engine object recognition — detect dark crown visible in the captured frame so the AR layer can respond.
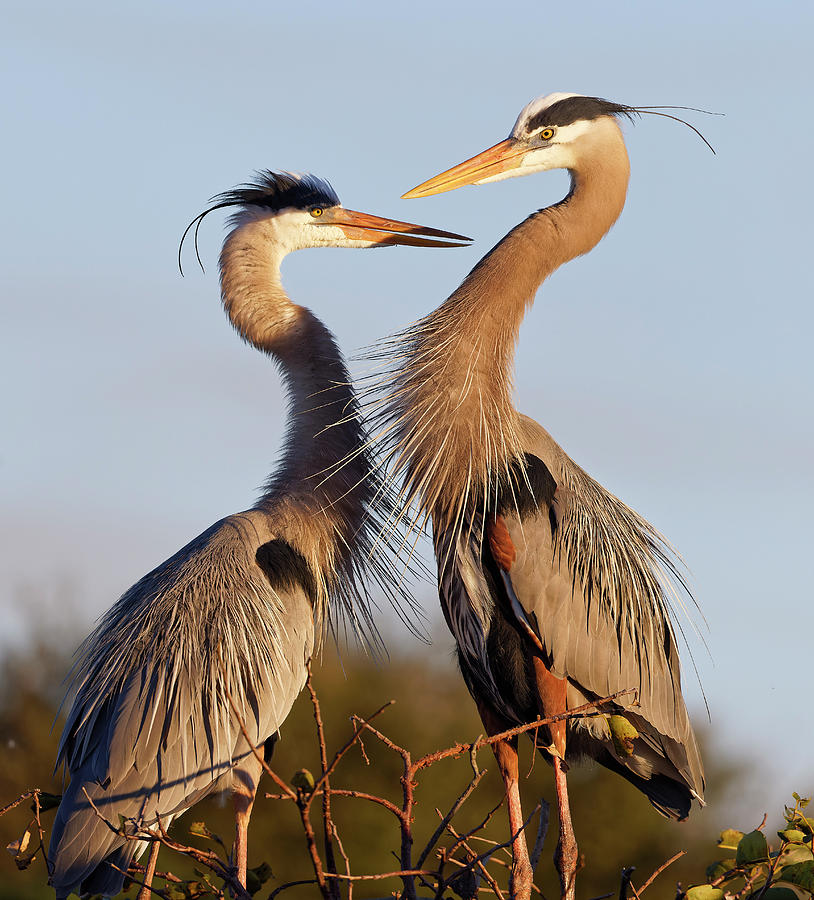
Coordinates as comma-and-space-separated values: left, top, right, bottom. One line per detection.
212, 171, 340, 213
526, 96, 638, 133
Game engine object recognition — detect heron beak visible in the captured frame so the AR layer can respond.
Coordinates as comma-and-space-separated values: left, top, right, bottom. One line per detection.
402, 138, 526, 198
321, 208, 471, 247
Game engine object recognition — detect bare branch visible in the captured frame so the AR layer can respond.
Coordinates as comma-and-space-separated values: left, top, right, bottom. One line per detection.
416, 769, 486, 869
444, 819, 506, 900
637, 851, 685, 894
305, 665, 340, 900
0, 790, 40, 818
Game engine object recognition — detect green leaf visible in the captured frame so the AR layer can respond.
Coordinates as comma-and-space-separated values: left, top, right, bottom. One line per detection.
779, 844, 814, 867
685, 886, 724, 899
607, 715, 639, 757
188, 821, 208, 837
291, 768, 316, 794
737, 830, 770, 865
779, 829, 807, 844
706, 859, 736, 881
779, 861, 814, 891
246, 864, 272, 896
719, 828, 745, 850
249, 862, 273, 882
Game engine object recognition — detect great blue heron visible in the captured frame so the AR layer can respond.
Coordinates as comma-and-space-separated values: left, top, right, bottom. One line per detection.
48, 171, 470, 900
367, 94, 708, 899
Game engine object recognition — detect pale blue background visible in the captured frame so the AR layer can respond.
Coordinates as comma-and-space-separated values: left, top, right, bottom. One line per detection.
2, 0, 812, 816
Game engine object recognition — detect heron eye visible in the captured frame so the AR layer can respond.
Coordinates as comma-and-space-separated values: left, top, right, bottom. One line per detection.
310, 208, 324, 217
539, 128, 555, 141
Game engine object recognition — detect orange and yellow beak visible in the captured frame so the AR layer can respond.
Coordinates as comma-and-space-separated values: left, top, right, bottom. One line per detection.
319, 207, 471, 247
402, 138, 527, 199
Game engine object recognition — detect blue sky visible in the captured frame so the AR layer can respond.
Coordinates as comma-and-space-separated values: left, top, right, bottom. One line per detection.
2, 0, 812, 817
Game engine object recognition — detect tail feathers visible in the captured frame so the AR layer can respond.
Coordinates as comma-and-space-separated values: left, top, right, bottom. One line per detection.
78, 841, 140, 899
591, 745, 694, 820
49, 775, 149, 898
567, 720, 701, 821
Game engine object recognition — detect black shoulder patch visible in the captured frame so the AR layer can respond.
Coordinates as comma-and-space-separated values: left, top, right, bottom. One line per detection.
527, 96, 637, 132
493, 454, 557, 519
255, 539, 317, 606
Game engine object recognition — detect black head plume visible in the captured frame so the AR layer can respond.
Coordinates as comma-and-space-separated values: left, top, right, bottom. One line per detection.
525, 95, 641, 132
178, 171, 340, 275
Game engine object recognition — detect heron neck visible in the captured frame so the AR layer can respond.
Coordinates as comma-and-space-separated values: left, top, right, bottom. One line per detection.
219, 222, 370, 581
391, 142, 630, 530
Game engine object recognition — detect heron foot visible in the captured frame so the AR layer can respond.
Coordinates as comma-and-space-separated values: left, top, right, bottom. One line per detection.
509, 854, 534, 900
553, 830, 579, 900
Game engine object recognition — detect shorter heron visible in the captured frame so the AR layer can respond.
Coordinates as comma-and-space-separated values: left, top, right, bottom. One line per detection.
48, 171, 470, 899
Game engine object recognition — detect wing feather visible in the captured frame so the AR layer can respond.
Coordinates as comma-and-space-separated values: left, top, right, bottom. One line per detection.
50, 514, 314, 898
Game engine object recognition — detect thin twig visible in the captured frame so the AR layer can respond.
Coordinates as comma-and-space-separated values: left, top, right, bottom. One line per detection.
306, 665, 340, 900
323, 869, 434, 881
437, 803, 542, 896
333, 825, 353, 900
444, 820, 506, 900
0, 790, 39, 818
637, 851, 685, 894
414, 690, 637, 772
32, 791, 53, 878
529, 800, 550, 873
269, 878, 320, 899
106, 859, 172, 900
416, 770, 486, 869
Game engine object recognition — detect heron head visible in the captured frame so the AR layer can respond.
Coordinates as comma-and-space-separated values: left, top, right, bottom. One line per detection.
401, 94, 638, 199
179, 171, 470, 272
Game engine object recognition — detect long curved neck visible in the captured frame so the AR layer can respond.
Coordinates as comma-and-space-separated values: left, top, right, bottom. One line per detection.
381, 132, 630, 535
219, 219, 370, 590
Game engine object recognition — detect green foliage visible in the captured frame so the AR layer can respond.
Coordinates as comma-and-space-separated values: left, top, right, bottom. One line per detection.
686, 886, 725, 900
736, 830, 769, 865
290, 768, 316, 795
679, 796, 814, 900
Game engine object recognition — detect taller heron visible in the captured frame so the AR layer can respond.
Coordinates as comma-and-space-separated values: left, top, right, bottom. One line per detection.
369, 94, 707, 899
48, 171, 470, 900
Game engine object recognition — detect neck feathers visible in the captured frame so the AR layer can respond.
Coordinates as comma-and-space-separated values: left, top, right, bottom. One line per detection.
369, 129, 630, 541
219, 219, 387, 638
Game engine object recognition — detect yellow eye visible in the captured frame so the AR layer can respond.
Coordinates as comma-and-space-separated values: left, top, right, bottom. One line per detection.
540, 128, 555, 141
310, 207, 324, 217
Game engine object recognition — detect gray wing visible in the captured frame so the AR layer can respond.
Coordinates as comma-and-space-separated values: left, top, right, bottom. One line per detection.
501, 420, 705, 816
49, 513, 315, 898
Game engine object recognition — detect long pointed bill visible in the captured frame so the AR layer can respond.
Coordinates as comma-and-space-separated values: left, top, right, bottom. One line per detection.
322, 208, 471, 247
402, 138, 526, 199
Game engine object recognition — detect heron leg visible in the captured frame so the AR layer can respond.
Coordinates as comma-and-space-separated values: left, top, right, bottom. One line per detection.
136, 840, 159, 900
552, 755, 578, 900
232, 753, 263, 890
531, 657, 577, 900
477, 701, 533, 900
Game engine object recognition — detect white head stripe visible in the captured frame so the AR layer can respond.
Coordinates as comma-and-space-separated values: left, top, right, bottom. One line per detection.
512, 92, 583, 136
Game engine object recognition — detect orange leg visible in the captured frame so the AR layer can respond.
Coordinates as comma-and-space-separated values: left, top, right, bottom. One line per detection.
478, 701, 533, 900
531, 656, 577, 900
232, 755, 263, 890
136, 840, 159, 900
553, 756, 578, 900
